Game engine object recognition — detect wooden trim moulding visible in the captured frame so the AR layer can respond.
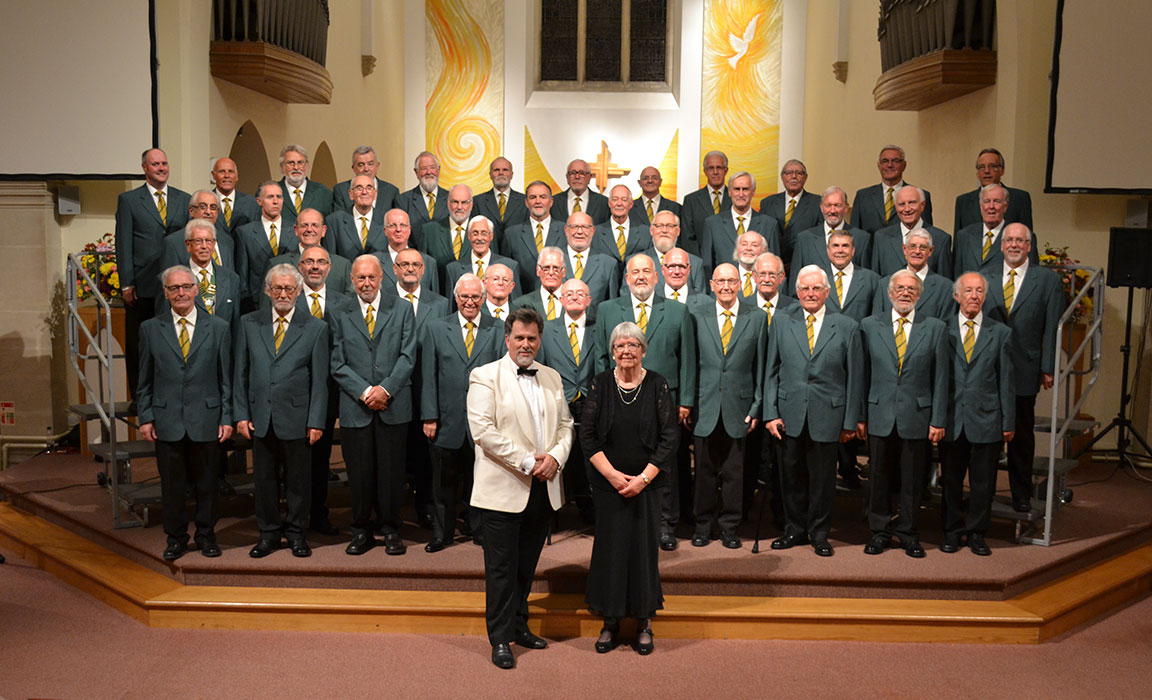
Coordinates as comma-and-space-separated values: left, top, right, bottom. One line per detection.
210, 40, 333, 105
873, 49, 997, 112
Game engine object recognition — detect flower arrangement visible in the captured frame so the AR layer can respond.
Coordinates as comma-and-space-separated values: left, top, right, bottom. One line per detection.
1039, 243, 1093, 324
76, 232, 120, 301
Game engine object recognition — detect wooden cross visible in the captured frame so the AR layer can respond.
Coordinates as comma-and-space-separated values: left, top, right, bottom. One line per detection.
589, 141, 630, 190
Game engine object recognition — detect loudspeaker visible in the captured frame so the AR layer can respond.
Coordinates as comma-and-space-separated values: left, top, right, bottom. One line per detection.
1107, 227, 1152, 288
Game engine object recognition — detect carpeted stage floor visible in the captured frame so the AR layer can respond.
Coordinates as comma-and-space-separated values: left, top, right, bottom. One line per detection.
2, 449, 1150, 601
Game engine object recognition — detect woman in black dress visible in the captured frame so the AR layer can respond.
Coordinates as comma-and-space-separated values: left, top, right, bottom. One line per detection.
581, 321, 679, 655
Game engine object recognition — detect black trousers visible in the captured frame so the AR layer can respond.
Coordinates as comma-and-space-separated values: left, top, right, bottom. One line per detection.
867, 432, 929, 540
124, 296, 155, 400
744, 424, 784, 527
1006, 395, 1037, 503
251, 425, 311, 540
477, 478, 553, 645
405, 419, 434, 518
308, 388, 340, 527
430, 442, 479, 541
780, 424, 837, 541
660, 426, 693, 532
940, 434, 1001, 537
341, 417, 407, 536
693, 430, 745, 535
564, 399, 593, 515
155, 436, 219, 546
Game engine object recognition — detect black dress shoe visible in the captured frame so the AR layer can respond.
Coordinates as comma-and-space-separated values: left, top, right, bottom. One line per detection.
968, 533, 992, 556
812, 540, 834, 557
310, 521, 340, 537
904, 539, 926, 558
383, 533, 407, 556
491, 643, 515, 669
515, 631, 548, 649
249, 539, 280, 559
659, 532, 678, 551
864, 534, 891, 555
199, 540, 222, 558
345, 533, 375, 555
162, 542, 188, 561
690, 533, 710, 547
940, 535, 960, 553
720, 532, 741, 550
1013, 499, 1031, 514
770, 533, 806, 550
595, 623, 618, 653
636, 626, 655, 655
288, 539, 312, 558
424, 538, 448, 553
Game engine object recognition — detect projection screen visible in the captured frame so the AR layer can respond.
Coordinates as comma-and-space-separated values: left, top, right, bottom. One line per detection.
0, 0, 156, 180
1046, 0, 1152, 194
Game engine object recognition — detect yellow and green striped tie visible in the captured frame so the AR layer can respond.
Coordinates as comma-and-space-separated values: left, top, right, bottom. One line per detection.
427, 192, 436, 220
963, 320, 976, 362
573, 252, 584, 280
806, 314, 815, 354
646, 199, 654, 221
636, 302, 648, 333
616, 226, 626, 258
453, 226, 464, 259
572, 197, 582, 213
982, 231, 995, 261
309, 292, 322, 318
712, 191, 721, 215
274, 317, 286, 353
884, 187, 894, 223
498, 192, 507, 221
464, 320, 475, 357
1004, 269, 1017, 314
764, 303, 772, 328
835, 270, 845, 306
178, 318, 189, 360
546, 293, 557, 321
156, 190, 167, 224
293, 188, 302, 214
364, 305, 375, 336
895, 317, 909, 374
360, 217, 369, 248
736, 216, 746, 236
569, 322, 580, 364
268, 223, 278, 255
223, 197, 232, 226
721, 310, 733, 354
785, 199, 795, 228
534, 223, 544, 253
743, 271, 754, 297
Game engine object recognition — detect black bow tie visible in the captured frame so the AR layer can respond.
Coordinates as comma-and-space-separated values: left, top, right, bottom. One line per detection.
517, 367, 538, 377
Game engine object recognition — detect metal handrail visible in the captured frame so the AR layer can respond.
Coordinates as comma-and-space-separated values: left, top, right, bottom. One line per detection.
65, 253, 138, 528
1023, 264, 1104, 546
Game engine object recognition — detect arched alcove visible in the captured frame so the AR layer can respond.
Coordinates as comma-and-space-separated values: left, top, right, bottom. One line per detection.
228, 120, 272, 194
311, 141, 338, 189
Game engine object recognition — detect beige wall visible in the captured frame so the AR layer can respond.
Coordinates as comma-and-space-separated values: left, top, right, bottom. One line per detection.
801, 0, 1140, 445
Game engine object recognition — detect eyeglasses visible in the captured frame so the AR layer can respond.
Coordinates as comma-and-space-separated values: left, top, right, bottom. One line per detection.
351, 185, 377, 193
879, 157, 905, 165
457, 293, 483, 302
268, 285, 299, 294
781, 169, 806, 177
892, 285, 920, 295
904, 243, 932, 251
165, 283, 197, 293
663, 263, 689, 270
395, 261, 424, 270
614, 341, 643, 350
796, 285, 827, 293
300, 258, 330, 266
191, 203, 219, 211
538, 265, 565, 273
567, 170, 590, 177
712, 278, 740, 287
651, 223, 678, 230
187, 237, 216, 246
386, 222, 411, 230
976, 164, 1004, 171
567, 224, 594, 232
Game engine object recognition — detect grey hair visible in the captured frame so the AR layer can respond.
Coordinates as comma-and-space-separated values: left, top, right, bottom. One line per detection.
609, 321, 648, 354
352, 145, 376, 159
160, 265, 194, 287
888, 269, 923, 296
879, 144, 906, 160
953, 271, 987, 297
279, 144, 308, 164
702, 150, 729, 168
781, 159, 807, 175
467, 215, 494, 234
183, 218, 216, 241
794, 264, 830, 292
265, 263, 304, 289
414, 151, 440, 168
821, 185, 847, 202
729, 171, 757, 190
453, 272, 487, 300
896, 185, 925, 203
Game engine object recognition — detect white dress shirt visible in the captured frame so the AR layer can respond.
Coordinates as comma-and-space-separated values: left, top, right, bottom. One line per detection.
831, 262, 855, 302
396, 283, 419, 315
715, 300, 739, 335
171, 306, 197, 342
1003, 258, 1029, 290
514, 357, 547, 474
958, 310, 983, 344
663, 282, 688, 302
305, 285, 328, 316
892, 307, 917, 344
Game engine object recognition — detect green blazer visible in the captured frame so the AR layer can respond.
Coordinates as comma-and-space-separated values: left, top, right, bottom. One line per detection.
762, 308, 864, 442
136, 311, 232, 442
952, 223, 1039, 279
691, 302, 767, 439
399, 185, 450, 229
594, 294, 697, 406
982, 265, 1063, 397
539, 316, 598, 403
701, 210, 781, 273
824, 266, 883, 321
562, 249, 619, 305
954, 185, 1033, 233
330, 177, 399, 216
324, 209, 389, 260
860, 313, 950, 438
160, 222, 237, 273
944, 316, 1015, 443
278, 178, 333, 227
232, 310, 329, 439
115, 185, 191, 297
329, 293, 416, 427
419, 313, 505, 449
680, 186, 731, 258
500, 219, 566, 292
234, 220, 299, 305
790, 225, 873, 275
871, 224, 953, 278
873, 270, 956, 321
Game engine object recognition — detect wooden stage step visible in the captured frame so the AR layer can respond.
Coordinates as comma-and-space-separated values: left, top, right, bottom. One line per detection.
1, 502, 1149, 644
